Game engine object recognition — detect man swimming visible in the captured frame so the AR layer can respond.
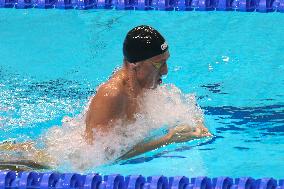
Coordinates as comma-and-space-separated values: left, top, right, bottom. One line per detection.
85, 25, 211, 158
0, 25, 211, 170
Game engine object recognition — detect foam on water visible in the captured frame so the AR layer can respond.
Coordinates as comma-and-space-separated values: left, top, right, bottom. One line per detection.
43, 84, 203, 171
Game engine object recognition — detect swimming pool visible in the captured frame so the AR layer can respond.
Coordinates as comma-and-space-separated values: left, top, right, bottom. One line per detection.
0, 9, 283, 178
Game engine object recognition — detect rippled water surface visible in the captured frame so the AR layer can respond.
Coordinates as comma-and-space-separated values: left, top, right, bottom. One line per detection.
0, 9, 283, 178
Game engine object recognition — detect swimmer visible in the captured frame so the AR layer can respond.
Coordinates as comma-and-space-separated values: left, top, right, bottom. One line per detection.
85, 25, 212, 159
0, 26, 211, 170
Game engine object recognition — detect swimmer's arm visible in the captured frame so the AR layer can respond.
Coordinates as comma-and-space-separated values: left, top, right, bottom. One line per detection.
119, 124, 212, 159
119, 134, 171, 160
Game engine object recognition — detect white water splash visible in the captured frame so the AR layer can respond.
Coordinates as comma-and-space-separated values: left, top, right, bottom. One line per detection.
43, 84, 203, 171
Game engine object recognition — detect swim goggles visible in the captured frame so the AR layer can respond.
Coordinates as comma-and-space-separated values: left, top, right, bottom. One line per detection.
151, 61, 166, 70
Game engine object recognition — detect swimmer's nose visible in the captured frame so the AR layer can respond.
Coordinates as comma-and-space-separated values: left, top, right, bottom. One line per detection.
160, 63, 168, 75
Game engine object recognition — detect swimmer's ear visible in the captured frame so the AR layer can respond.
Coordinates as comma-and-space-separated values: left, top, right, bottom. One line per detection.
133, 63, 143, 72
124, 60, 137, 70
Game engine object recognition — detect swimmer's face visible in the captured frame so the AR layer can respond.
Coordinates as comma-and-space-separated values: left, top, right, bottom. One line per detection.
135, 51, 170, 89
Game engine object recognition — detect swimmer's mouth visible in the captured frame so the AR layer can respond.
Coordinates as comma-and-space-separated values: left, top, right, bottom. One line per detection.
158, 78, 162, 84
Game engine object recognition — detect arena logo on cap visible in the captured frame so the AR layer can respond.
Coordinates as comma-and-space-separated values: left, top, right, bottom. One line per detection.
161, 42, 168, 51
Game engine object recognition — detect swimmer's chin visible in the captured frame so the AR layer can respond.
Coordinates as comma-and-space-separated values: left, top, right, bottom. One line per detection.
148, 79, 162, 89
149, 84, 159, 90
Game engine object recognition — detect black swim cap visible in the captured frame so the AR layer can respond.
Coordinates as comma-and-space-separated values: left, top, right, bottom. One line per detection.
123, 25, 168, 63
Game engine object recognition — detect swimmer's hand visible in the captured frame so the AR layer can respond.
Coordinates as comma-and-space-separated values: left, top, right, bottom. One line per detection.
166, 124, 212, 143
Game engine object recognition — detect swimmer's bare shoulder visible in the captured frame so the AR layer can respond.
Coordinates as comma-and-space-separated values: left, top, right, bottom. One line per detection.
85, 71, 127, 142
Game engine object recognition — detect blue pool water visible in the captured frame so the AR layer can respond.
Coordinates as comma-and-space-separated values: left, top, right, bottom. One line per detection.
0, 9, 283, 178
